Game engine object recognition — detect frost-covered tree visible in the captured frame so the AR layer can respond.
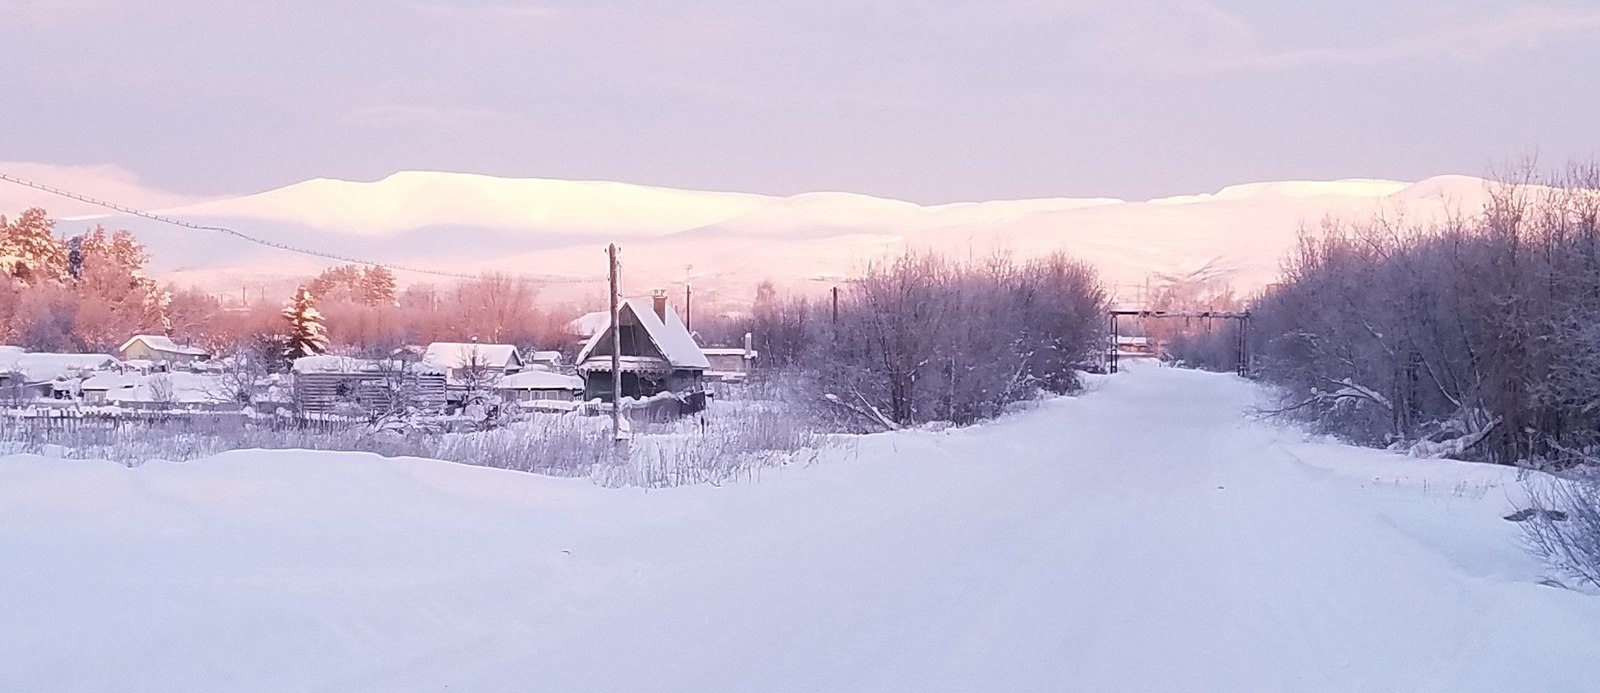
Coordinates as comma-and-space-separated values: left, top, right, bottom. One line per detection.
307, 265, 365, 303
1228, 163, 1600, 467
0, 208, 68, 284
755, 250, 1106, 430
360, 265, 397, 306
282, 286, 329, 359
70, 226, 165, 350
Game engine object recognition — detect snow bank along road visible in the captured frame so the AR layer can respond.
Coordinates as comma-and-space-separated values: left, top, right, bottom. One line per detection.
2, 365, 1598, 692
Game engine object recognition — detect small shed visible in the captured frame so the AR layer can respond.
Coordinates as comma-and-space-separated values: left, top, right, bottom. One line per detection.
702, 333, 758, 383
495, 369, 584, 403
291, 356, 447, 415
422, 342, 524, 379
79, 373, 138, 405
119, 335, 210, 366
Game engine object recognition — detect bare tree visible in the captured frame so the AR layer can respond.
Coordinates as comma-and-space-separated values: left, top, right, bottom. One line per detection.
1520, 474, 1600, 589
753, 249, 1106, 430
148, 373, 176, 407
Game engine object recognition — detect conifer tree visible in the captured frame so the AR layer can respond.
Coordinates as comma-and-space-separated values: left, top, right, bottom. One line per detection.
360, 265, 397, 306
282, 286, 329, 359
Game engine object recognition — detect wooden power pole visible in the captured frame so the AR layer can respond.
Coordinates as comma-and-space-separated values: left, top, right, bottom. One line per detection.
608, 243, 622, 446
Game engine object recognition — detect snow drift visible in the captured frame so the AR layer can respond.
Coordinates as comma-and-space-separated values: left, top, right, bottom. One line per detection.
1, 365, 1596, 692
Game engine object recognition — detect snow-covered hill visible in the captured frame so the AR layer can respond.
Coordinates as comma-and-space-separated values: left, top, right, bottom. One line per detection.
0, 167, 1504, 303
2, 365, 1594, 691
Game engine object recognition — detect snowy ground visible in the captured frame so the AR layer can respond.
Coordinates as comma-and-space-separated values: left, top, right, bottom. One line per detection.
2, 364, 1597, 692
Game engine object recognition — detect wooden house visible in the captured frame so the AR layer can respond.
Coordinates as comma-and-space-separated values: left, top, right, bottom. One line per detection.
119, 335, 210, 366
575, 291, 710, 412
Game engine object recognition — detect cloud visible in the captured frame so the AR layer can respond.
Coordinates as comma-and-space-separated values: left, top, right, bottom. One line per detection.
986, 1, 1600, 73
0, 162, 214, 218
341, 104, 524, 132
1204, 6, 1600, 71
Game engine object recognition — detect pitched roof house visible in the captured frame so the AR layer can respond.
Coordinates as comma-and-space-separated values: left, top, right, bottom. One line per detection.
422, 342, 524, 378
575, 291, 708, 410
118, 335, 210, 364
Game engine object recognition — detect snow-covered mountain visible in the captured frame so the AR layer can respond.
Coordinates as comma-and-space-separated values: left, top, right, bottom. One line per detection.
2, 169, 1503, 305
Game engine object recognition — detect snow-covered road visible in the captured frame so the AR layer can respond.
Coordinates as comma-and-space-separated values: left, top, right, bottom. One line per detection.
3, 365, 1597, 691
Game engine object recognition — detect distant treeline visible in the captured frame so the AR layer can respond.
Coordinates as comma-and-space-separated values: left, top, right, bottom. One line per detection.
0, 208, 578, 358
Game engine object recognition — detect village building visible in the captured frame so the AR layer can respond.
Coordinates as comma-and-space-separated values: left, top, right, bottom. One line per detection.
0, 352, 121, 402
422, 342, 524, 410
575, 291, 710, 412
494, 369, 584, 404
78, 373, 135, 405
566, 311, 611, 344
422, 342, 524, 379
701, 333, 758, 384
79, 371, 234, 410
527, 350, 564, 370
291, 355, 447, 415
118, 335, 210, 366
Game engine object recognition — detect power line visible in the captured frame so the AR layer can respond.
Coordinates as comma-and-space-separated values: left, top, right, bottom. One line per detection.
0, 172, 603, 284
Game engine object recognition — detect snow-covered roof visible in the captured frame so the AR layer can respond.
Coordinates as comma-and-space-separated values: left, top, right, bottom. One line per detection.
7, 353, 120, 383
528, 350, 562, 363
84, 372, 226, 404
118, 335, 208, 356
291, 355, 444, 375
422, 343, 522, 370
574, 298, 710, 371
567, 311, 611, 338
495, 370, 583, 391
80, 373, 138, 391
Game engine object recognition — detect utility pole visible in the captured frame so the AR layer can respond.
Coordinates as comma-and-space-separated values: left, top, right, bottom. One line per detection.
831, 286, 840, 324
1108, 311, 1119, 374
608, 243, 623, 447
684, 264, 693, 332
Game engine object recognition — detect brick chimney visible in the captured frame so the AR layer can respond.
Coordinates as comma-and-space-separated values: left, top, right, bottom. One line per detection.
652, 289, 669, 321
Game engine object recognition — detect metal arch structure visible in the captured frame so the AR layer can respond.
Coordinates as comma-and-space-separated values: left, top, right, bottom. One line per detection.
1107, 309, 1251, 376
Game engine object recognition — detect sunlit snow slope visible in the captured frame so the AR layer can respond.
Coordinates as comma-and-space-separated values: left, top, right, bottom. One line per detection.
0, 169, 1504, 301
2, 364, 1595, 692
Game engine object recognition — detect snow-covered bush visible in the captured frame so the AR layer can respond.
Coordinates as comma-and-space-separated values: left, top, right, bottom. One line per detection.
1519, 471, 1600, 589
749, 250, 1106, 430
1243, 167, 1600, 464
